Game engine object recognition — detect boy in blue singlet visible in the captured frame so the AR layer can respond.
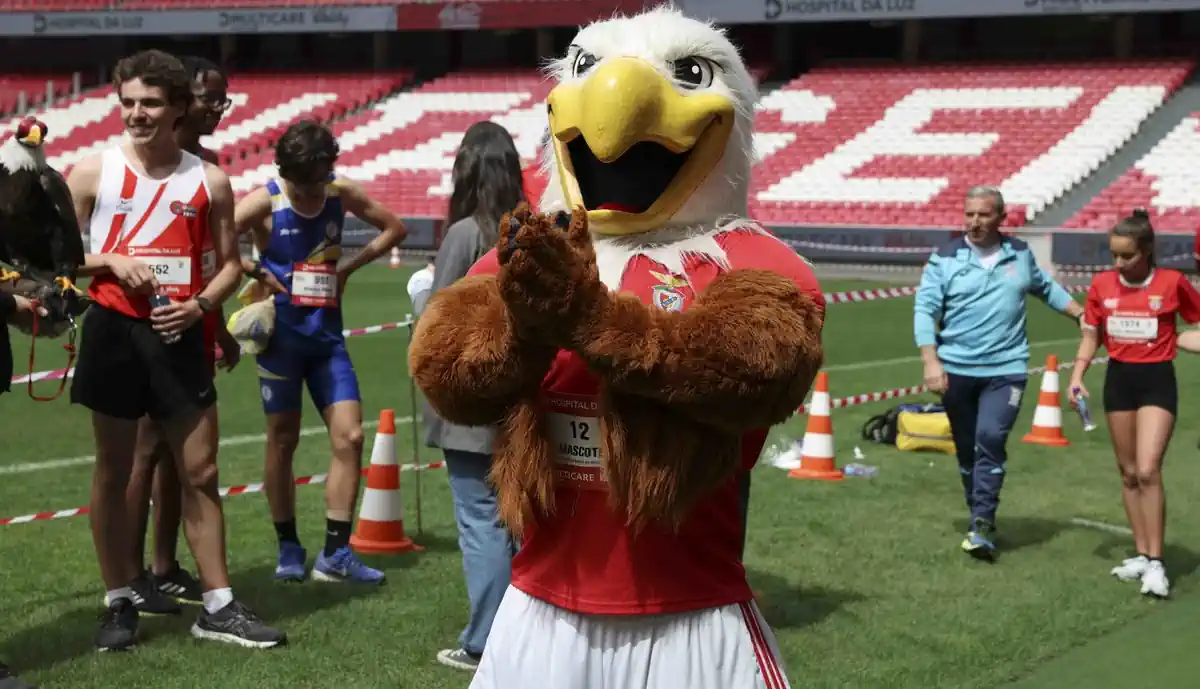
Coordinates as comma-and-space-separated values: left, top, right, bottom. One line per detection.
234, 120, 407, 583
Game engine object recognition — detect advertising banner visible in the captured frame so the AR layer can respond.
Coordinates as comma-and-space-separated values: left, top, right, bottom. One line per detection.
0, 6, 398, 37
394, 0, 646, 31
679, 0, 1200, 25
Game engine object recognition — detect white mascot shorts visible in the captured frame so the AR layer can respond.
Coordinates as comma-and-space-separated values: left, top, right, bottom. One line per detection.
469, 586, 792, 689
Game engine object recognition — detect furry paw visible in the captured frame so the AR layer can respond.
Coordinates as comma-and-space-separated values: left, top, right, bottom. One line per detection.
497, 203, 602, 347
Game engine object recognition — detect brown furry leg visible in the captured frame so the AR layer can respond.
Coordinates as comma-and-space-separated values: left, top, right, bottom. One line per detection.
490, 400, 558, 538
409, 275, 555, 426
575, 271, 825, 434
600, 391, 742, 532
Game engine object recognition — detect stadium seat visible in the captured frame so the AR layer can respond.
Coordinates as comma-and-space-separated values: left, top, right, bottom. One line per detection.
1065, 111, 1200, 232
748, 61, 1193, 228
4, 59, 1197, 230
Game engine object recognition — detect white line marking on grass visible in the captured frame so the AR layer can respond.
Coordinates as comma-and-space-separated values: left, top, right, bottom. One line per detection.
0, 416, 413, 476
822, 338, 1080, 373
1070, 517, 1133, 537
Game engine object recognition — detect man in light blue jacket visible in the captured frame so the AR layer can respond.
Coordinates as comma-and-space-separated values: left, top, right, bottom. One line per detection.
914, 186, 1084, 560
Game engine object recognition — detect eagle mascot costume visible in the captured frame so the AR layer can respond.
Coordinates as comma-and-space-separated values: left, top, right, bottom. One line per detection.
409, 7, 824, 688
0, 116, 89, 340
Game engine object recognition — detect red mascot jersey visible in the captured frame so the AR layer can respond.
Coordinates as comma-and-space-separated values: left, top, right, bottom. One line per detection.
469, 225, 824, 615
1084, 268, 1200, 364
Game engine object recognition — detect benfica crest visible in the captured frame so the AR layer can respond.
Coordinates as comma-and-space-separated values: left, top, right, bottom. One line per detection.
1149, 294, 1163, 312
649, 270, 689, 312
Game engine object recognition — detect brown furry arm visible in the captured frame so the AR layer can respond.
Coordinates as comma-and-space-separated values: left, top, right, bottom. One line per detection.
408, 275, 555, 427
572, 269, 824, 434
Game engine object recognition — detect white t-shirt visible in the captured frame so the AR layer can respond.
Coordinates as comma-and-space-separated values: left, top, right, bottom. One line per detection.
406, 266, 434, 300
966, 236, 1003, 269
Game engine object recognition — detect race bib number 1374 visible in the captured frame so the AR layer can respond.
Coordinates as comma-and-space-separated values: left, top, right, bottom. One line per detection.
1106, 315, 1158, 341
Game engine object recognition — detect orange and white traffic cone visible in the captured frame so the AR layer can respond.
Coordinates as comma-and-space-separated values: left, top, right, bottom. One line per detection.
350, 409, 423, 554
1022, 355, 1070, 447
789, 372, 844, 481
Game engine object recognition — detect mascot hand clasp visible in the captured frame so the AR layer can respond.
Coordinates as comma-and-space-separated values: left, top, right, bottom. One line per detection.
497, 203, 604, 349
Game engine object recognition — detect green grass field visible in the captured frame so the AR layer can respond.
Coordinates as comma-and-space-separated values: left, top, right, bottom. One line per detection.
1, 263, 1198, 688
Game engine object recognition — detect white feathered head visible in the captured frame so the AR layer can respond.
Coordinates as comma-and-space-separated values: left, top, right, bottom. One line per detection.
539, 5, 757, 237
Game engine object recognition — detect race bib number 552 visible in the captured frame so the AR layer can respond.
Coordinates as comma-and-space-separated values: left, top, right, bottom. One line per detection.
128, 247, 192, 296
546, 393, 605, 490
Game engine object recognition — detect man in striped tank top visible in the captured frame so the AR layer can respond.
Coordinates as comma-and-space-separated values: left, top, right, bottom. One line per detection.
123, 55, 243, 616
65, 50, 286, 652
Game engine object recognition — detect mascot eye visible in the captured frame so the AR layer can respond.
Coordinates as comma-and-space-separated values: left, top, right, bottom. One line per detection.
671, 57, 715, 90
572, 51, 598, 78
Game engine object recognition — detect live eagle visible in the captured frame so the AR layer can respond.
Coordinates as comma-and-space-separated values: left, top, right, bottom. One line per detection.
0, 116, 88, 335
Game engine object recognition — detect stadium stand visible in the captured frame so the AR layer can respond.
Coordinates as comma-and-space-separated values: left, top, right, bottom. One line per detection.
0, 1, 113, 9
0, 44, 1195, 233
1064, 111, 1200, 232
8, 71, 412, 173
0, 74, 78, 116
749, 60, 1194, 229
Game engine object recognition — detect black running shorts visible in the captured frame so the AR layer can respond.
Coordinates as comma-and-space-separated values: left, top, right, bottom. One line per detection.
70, 303, 217, 421
1103, 359, 1177, 416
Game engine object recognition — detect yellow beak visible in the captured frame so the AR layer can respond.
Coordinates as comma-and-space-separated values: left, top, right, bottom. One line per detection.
19, 124, 42, 148
547, 57, 735, 236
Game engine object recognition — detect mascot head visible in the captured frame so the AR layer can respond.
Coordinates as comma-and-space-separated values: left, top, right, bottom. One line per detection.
540, 5, 756, 236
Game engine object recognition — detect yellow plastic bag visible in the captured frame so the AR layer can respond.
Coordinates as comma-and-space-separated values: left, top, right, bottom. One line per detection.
895, 409, 957, 456
236, 279, 272, 308
225, 295, 275, 355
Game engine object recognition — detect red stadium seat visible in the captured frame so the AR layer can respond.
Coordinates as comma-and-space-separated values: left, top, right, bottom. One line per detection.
3, 59, 1197, 230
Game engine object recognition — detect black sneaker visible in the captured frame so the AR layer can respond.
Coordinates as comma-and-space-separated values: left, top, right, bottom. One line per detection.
0, 661, 35, 689
151, 563, 203, 605
95, 598, 138, 652
190, 601, 287, 649
130, 573, 182, 616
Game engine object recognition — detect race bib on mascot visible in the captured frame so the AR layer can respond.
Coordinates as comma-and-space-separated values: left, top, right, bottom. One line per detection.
546, 392, 605, 490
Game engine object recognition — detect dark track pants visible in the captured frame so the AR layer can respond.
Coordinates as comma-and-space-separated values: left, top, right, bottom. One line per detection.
941, 373, 1027, 525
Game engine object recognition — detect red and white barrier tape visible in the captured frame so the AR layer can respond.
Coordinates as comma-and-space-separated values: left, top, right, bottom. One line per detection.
0, 460, 447, 526
11, 317, 416, 385
14, 285, 950, 384
0, 355, 1109, 527
796, 354, 1108, 415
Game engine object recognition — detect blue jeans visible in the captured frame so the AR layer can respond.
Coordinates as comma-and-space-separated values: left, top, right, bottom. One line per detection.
941, 373, 1027, 525
443, 449, 516, 656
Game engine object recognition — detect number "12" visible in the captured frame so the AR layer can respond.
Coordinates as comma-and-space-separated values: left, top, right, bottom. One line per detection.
569, 421, 590, 441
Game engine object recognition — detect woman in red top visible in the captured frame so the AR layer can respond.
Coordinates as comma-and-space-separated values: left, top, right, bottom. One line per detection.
1068, 209, 1200, 599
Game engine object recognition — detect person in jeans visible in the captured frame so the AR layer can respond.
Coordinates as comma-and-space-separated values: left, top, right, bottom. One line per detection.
914, 186, 1083, 560
422, 121, 525, 672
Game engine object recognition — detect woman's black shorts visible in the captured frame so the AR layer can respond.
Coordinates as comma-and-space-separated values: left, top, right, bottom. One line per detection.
1103, 359, 1178, 416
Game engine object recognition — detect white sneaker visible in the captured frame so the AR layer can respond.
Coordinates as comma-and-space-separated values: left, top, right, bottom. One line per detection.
1140, 560, 1170, 598
1111, 555, 1149, 582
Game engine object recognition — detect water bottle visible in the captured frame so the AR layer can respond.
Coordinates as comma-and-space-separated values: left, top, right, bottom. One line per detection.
1072, 387, 1097, 432
843, 463, 879, 478
149, 294, 181, 344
